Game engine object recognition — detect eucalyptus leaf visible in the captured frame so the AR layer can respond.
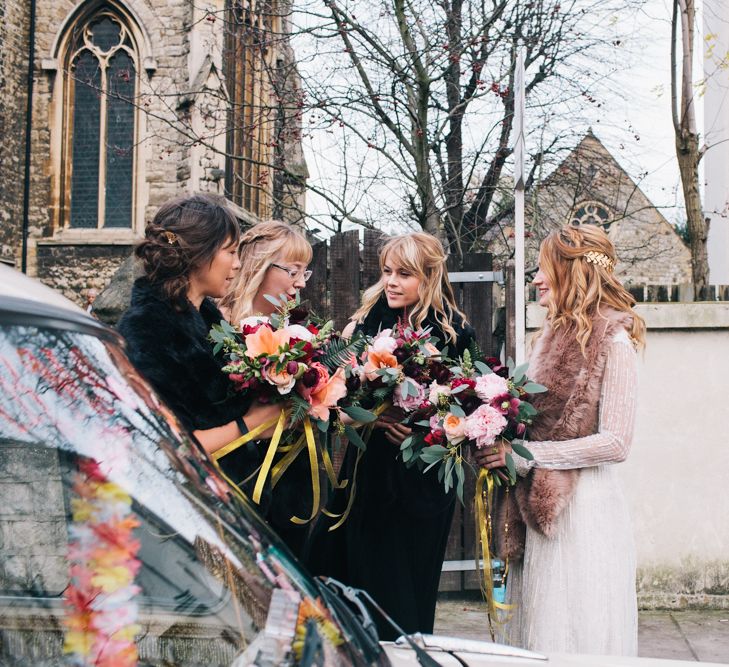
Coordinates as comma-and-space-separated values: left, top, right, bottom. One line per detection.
449, 404, 466, 418
505, 453, 517, 483
474, 360, 493, 375
420, 445, 447, 463
400, 435, 414, 451
522, 382, 548, 394
344, 424, 367, 450
511, 441, 534, 460
456, 463, 465, 504
450, 384, 468, 394
263, 293, 281, 307
317, 418, 329, 433
402, 447, 413, 462
422, 459, 440, 473
520, 402, 538, 416
342, 406, 377, 423
513, 362, 529, 384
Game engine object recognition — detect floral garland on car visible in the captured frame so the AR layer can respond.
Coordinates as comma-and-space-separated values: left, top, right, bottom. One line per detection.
63, 459, 141, 667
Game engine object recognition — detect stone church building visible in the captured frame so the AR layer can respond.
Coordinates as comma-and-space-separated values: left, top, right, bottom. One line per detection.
0, 0, 307, 304
487, 130, 692, 296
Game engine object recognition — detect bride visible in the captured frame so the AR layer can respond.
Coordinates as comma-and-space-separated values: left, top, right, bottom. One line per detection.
477, 224, 645, 655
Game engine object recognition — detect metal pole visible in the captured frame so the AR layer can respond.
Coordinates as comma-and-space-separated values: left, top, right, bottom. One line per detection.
21, 0, 37, 274
513, 50, 526, 365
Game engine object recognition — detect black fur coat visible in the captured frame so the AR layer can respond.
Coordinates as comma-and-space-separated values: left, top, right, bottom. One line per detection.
117, 277, 251, 432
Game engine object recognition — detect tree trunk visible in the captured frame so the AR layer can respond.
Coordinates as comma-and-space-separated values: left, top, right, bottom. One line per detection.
672, 0, 710, 299
676, 131, 709, 299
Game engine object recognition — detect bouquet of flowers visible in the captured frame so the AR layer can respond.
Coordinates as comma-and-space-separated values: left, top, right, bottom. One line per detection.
209, 294, 372, 523
397, 351, 546, 503
337, 321, 451, 449
210, 295, 369, 427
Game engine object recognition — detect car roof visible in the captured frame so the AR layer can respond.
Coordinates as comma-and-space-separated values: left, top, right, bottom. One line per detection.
0, 264, 120, 342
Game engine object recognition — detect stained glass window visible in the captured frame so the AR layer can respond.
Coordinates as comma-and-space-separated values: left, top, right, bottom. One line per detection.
570, 202, 612, 230
65, 9, 137, 230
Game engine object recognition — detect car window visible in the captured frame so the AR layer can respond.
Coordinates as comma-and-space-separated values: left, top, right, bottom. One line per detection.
0, 324, 373, 666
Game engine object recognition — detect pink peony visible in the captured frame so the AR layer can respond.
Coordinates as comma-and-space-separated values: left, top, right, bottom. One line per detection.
442, 412, 466, 444
465, 404, 508, 448
393, 378, 426, 411
428, 381, 451, 406
474, 373, 510, 402
371, 330, 398, 354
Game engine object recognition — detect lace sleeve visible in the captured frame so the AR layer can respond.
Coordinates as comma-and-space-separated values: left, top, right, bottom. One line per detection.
514, 334, 638, 473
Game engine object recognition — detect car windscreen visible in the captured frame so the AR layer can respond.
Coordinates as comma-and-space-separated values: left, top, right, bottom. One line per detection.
0, 323, 375, 666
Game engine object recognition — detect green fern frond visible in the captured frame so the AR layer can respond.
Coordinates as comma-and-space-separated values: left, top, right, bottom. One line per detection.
318, 333, 368, 372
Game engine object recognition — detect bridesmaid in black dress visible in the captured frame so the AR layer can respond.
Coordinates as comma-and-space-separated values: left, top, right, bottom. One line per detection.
118, 194, 281, 462
306, 232, 475, 640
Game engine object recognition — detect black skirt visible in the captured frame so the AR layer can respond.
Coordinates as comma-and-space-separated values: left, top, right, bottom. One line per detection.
305, 428, 455, 640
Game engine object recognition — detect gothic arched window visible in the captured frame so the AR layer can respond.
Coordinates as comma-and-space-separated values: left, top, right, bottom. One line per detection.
62, 8, 138, 229
570, 201, 612, 230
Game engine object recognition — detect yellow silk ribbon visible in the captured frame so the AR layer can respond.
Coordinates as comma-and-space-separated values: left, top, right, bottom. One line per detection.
475, 467, 514, 641
290, 418, 321, 525
323, 447, 364, 531
211, 413, 282, 462
321, 403, 385, 529
251, 409, 288, 505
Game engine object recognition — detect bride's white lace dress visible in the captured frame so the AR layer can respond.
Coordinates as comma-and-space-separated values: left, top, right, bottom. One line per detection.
502, 330, 638, 656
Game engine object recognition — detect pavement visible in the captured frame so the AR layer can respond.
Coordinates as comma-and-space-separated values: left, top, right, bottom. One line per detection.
434, 600, 729, 664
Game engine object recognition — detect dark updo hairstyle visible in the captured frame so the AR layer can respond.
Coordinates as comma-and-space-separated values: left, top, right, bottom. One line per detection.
135, 193, 241, 310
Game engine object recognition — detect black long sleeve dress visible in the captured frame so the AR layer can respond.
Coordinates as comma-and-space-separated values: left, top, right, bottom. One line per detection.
305, 296, 475, 640
117, 278, 312, 558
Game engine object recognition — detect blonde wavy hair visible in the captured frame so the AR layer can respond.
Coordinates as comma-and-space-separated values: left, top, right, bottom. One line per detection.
351, 232, 467, 344
538, 225, 646, 352
220, 220, 312, 324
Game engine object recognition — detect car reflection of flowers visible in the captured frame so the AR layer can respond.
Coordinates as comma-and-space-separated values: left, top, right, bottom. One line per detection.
292, 597, 344, 661
63, 458, 141, 667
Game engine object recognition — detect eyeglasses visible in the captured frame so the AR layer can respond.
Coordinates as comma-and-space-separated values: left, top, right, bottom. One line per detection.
270, 263, 313, 282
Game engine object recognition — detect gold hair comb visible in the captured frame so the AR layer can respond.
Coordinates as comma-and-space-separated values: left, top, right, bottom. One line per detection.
584, 251, 615, 271
164, 231, 178, 245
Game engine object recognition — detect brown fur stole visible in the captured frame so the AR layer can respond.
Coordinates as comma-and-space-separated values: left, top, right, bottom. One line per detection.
495, 308, 632, 560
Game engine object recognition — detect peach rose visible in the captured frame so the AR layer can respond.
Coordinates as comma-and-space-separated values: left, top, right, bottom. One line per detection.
308, 367, 348, 422
262, 366, 296, 394
363, 349, 399, 381
442, 412, 466, 444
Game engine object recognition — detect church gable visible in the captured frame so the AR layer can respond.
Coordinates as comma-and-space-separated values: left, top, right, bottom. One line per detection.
487, 130, 692, 289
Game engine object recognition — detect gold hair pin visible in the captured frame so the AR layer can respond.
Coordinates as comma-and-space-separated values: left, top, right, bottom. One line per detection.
584, 251, 615, 271
164, 231, 178, 245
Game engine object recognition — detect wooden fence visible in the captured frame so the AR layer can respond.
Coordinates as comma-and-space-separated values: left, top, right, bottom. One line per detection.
301, 230, 498, 592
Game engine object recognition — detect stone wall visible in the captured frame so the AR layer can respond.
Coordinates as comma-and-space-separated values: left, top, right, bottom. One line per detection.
35, 243, 134, 303
0, 443, 68, 596
0, 0, 30, 266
